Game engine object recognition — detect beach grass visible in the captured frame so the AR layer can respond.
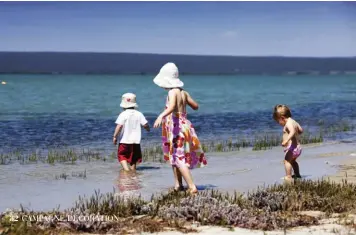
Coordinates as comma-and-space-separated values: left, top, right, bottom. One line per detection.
2, 179, 356, 234
318, 119, 355, 133
0, 121, 354, 165
203, 130, 324, 152
54, 170, 87, 180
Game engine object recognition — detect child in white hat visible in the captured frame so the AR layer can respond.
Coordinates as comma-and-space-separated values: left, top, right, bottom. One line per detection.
153, 62, 207, 195
113, 93, 150, 171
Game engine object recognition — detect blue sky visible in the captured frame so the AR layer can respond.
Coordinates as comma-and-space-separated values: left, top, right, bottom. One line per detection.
1, 2, 355, 57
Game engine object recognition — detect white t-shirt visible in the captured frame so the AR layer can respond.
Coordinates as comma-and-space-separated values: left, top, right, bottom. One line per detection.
115, 109, 148, 144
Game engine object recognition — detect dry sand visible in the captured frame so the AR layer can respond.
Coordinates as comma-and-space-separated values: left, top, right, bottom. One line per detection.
145, 224, 355, 235
146, 214, 356, 235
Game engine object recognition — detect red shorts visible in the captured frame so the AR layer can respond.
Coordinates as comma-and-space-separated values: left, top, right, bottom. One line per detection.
118, 143, 142, 165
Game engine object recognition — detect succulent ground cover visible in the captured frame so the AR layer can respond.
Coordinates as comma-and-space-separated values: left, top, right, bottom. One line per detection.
2, 179, 356, 234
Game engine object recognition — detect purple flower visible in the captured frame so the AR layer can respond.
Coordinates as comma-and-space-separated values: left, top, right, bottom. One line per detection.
191, 156, 198, 167
172, 116, 180, 122
173, 126, 180, 135
163, 145, 169, 153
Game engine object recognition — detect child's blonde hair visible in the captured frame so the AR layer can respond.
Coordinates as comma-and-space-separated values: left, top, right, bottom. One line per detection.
273, 104, 292, 121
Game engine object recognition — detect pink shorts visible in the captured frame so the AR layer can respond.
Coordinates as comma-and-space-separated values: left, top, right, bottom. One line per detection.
284, 144, 302, 159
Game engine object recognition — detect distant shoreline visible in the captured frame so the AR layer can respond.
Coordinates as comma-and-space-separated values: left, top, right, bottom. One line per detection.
1, 52, 356, 76
2, 51, 356, 59
1, 72, 356, 76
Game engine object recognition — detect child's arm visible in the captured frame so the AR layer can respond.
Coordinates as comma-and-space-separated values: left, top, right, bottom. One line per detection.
185, 91, 199, 110
113, 124, 123, 145
282, 121, 296, 146
154, 90, 176, 128
297, 123, 303, 134
143, 123, 150, 132
140, 113, 150, 132
113, 113, 125, 145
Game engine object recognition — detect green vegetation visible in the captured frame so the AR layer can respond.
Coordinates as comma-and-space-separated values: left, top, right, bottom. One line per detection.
55, 170, 87, 180
0, 121, 354, 165
0, 149, 110, 166
2, 179, 356, 234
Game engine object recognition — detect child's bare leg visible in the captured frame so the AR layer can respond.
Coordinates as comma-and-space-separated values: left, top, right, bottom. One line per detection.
291, 160, 301, 178
177, 165, 197, 193
172, 166, 183, 190
130, 163, 137, 171
284, 151, 294, 180
120, 160, 131, 171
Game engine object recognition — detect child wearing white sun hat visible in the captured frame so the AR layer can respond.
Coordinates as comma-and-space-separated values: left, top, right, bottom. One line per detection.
153, 62, 184, 88
153, 62, 207, 195
113, 93, 150, 171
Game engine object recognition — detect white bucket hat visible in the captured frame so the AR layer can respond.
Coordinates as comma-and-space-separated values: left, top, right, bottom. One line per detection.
153, 62, 184, 88
120, 93, 138, 108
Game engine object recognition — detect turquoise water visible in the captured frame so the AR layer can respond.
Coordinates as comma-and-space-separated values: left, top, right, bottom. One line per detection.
0, 74, 355, 151
1, 74, 356, 114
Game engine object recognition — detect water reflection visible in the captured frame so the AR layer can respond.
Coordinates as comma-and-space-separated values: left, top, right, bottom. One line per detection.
116, 170, 142, 197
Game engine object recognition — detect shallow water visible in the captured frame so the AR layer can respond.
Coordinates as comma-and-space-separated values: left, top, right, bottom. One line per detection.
1, 141, 355, 212
0, 74, 355, 151
1, 74, 356, 212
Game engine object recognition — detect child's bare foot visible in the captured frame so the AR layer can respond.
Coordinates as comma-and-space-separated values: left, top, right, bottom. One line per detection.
283, 176, 294, 183
173, 185, 185, 192
187, 187, 198, 195
292, 174, 302, 179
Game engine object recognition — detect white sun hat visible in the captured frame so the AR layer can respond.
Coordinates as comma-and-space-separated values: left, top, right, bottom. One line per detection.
120, 93, 138, 108
153, 62, 184, 88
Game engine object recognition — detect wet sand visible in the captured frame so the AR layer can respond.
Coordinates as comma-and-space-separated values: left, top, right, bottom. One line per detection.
1, 141, 355, 212
326, 152, 356, 184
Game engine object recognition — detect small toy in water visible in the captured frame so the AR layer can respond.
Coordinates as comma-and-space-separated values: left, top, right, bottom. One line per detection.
1, 81, 6, 85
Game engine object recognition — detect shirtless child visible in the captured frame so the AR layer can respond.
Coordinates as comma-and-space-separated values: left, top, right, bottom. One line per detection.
273, 104, 303, 181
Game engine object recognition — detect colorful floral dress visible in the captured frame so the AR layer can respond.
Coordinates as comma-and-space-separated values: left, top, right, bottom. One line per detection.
161, 96, 207, 169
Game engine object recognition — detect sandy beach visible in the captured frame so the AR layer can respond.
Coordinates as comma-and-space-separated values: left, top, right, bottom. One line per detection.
1, 141, 355, 212
65, 143, 356, 235
1, 141, 356, 235
72, 221, 356, 235
146, 223, 356, 235
146, 145, 356, 235
2, 3, 356, 235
